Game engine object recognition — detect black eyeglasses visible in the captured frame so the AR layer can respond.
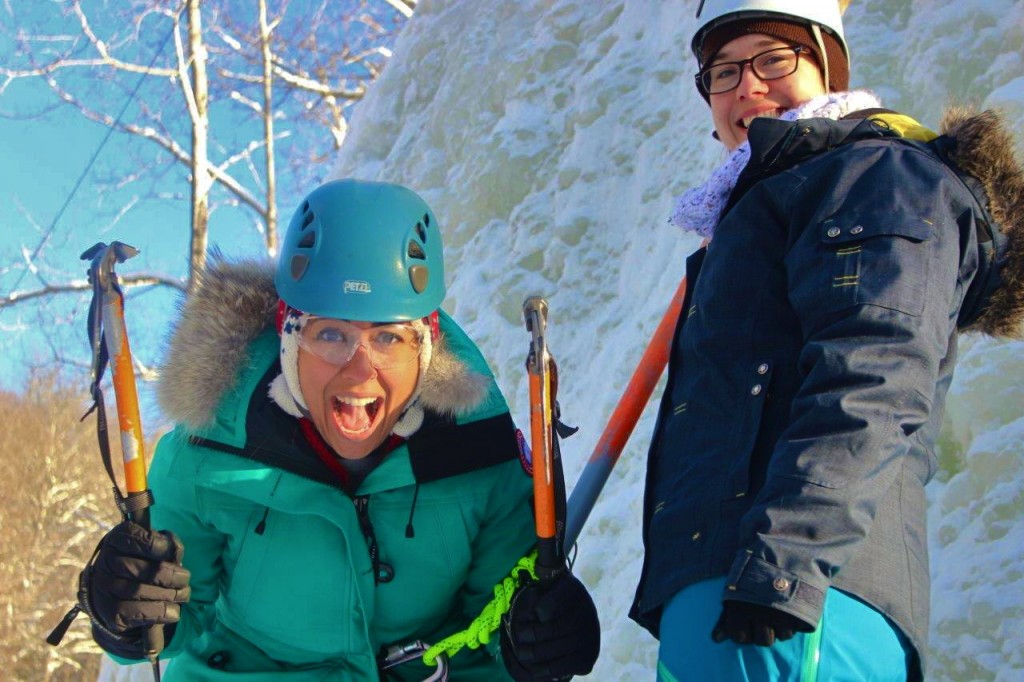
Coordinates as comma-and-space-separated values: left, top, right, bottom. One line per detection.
695, 46, 808, 96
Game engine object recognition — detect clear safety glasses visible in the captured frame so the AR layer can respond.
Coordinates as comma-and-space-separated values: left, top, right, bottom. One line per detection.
297, 318, 422, 369
696, 45, 808, 95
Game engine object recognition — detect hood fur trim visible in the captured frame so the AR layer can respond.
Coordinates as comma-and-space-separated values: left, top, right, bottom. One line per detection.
157, 257, 278, 431
418, 341, 491, 418
941, 108, 1024, 338
157, 256, 489, 430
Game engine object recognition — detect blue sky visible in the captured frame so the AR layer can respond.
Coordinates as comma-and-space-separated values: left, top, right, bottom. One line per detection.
1, 11, 266, 395
1, 2, 403, 408
1, 74, 221, 394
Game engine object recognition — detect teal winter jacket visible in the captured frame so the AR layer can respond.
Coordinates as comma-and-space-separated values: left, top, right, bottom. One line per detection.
125, 260, 535, 681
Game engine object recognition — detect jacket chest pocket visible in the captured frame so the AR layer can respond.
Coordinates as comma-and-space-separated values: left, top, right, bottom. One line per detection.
821, 216, 933, 316
221, 505, 272, 611
372, 498, 465, 640
224, 507, 369, 653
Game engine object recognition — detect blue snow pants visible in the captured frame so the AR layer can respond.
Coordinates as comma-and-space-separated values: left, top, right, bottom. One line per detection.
657, 577, 911, 681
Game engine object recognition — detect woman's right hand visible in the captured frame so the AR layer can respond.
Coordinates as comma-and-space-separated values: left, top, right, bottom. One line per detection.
81, 520, 191, 658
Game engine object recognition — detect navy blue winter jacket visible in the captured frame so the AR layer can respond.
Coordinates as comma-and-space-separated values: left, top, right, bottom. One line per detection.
630, 110, 1024, 681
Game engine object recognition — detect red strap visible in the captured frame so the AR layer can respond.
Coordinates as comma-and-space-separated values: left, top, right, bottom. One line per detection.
276, 300, 288, 334
299, 418, 350, 486
426, 310, 440, 342
298, 418, 405, 488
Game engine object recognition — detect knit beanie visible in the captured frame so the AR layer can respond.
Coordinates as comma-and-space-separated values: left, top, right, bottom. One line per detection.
699, 19, 849, 94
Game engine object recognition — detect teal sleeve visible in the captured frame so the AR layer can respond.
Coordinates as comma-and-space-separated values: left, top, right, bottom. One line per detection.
144, 429, 226, 659
459, 459, 536, 677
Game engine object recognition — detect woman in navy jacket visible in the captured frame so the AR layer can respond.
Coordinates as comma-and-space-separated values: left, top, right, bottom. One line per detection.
630, 2, 1024, 680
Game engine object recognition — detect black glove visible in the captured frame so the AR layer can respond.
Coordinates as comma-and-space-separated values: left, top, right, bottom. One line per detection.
80, 520, 191, 658
500, 571, 600, 682
711, 600, 814, 647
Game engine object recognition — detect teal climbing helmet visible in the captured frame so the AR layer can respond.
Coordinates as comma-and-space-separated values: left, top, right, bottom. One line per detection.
275, 179, 446, 321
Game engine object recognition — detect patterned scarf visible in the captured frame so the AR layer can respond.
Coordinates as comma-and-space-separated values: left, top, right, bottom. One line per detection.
669, 90, 883, 237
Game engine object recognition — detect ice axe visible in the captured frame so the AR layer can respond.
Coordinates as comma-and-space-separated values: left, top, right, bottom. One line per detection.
523, 296, 575, 580
521, 276, 689, 557
46, 241, 164, 680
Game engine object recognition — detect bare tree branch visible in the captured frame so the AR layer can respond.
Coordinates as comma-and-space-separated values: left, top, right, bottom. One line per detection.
228, 88, 262, 112
0, 4, 179, 82
133, 356, 161, 383
1, 274, 188, 310
269, 63, 367, 99
379, 0, 416, 19
215, 63, 368, 99
215, 132, 288, 176
39, 76, 266, 215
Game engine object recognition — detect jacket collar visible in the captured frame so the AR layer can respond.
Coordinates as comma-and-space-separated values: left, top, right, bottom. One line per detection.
739, 114, 888, 191
737, 109, 1024, 338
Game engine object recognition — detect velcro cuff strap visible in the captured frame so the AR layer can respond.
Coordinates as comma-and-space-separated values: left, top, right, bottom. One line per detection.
115, 489, 155, 517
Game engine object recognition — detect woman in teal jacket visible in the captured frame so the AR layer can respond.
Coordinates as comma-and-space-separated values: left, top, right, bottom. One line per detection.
77, 180, 600, 681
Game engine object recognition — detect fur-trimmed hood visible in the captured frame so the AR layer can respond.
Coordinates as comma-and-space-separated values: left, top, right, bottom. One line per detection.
157, 256, 490, 431
940, 108, 1024, 338
741, 105, 1024, 339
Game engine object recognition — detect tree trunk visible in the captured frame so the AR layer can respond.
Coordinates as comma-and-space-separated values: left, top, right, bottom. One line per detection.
188, 0, 210, 292
259, 0, 278, 257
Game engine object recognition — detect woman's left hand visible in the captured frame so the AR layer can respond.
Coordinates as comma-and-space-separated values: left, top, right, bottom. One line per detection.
500, 571, 600, 681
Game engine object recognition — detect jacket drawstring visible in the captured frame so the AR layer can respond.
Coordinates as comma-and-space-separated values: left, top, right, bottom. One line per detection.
405, 483, 421, 538
354, 495, 394, 584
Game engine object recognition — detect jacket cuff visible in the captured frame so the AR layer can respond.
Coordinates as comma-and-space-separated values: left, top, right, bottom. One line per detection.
93, 623, 146, 662
724, 550, 827, 628
96, 622, 178, 664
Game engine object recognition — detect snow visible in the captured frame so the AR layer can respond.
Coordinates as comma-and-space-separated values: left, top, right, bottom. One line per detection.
102, 0, 1024, 679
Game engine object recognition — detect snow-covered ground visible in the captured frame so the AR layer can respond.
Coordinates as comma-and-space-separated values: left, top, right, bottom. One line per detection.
103, 0, 1024, 679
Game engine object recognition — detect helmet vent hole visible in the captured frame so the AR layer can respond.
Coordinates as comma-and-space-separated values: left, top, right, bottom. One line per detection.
409, 265, 429, 293
415, 221, 427, 242
298, 231, 316, 248
301, 208, 315, 230
423, 213, 430, 227
407, 240, 426, 260
290, 254, 310, 281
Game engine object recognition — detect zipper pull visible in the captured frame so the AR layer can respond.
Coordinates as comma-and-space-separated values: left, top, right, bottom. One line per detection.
46, 604, 82, 646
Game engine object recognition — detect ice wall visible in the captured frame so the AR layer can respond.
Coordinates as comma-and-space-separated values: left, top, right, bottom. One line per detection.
333, 1, 1024, 679
100, 0, 1024, 679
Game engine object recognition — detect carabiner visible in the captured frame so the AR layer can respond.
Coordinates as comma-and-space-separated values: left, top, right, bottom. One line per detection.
379, 640, 449, 682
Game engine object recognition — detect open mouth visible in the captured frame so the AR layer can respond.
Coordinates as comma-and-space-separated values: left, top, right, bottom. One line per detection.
739, 109, 782, 129
331, 395, 383, 439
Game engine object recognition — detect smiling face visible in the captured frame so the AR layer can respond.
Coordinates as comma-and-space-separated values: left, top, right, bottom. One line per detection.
298, 320, 420, 460
708, 33, 826, 151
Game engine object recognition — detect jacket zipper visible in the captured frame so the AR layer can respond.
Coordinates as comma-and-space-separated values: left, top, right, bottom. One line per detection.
353, 495, 394, 584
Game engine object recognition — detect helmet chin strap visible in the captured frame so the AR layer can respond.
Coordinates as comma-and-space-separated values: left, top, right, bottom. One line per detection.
811, 23, 831, 93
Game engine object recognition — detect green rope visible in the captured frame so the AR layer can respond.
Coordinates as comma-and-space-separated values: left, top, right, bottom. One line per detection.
422, 551, 538, 667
